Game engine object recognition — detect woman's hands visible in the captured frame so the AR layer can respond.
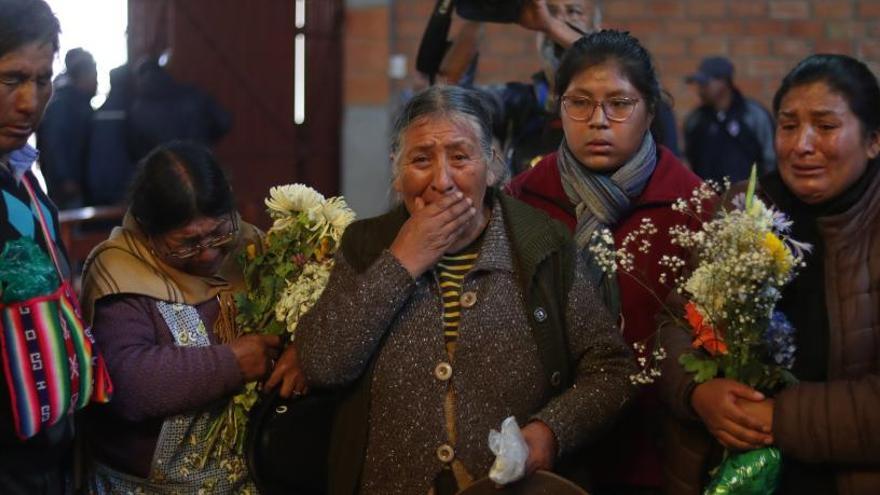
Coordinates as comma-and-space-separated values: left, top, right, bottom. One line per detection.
737, 397, 775, 437
265, 345, 309, 398
691, 378, 774, 450
228, 334, 282, 382
390, 192, 476, 278
229, 336, 309, 398
521, 420, 558, 476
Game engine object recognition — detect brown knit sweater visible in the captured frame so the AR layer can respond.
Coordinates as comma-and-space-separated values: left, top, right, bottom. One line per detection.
296, 199, 637, 494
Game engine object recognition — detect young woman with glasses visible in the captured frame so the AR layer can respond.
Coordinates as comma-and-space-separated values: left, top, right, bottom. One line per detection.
78, 141, 306, 493
506, 30, 705, 495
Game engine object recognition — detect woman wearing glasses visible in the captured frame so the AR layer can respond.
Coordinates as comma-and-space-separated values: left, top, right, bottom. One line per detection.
79, 141, 302, 493
506, 30, 704, 494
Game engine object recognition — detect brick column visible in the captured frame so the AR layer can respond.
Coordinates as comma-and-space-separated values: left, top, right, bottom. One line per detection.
342, 0, 394, 218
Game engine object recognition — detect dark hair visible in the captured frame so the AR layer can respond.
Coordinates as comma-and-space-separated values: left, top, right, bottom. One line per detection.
129, 141, 235, 236
64, 47, 96, 79
554, 29, 662, 115
391, 85, 505, 184
773, 54, 880, 137
0, 0, 60, 58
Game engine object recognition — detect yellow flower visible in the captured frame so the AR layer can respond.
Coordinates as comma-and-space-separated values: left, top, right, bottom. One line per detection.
246, 243, 257, 260
763, 232, 791, 275
315, 236, 331, 261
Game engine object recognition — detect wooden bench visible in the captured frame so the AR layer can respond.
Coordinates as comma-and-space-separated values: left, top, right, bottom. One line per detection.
58, 205, 126, 270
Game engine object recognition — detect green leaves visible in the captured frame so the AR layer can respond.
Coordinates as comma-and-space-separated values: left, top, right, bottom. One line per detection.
680, 353, 719, 383
679, 338, 796, 395
745, 163, 758, 213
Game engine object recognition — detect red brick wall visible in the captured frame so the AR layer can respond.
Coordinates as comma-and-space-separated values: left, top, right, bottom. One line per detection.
347, 5, 391, 106
391, 0, 880, 130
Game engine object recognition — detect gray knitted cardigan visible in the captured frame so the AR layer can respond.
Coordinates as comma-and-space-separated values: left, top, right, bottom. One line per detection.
295, 191, 637, 494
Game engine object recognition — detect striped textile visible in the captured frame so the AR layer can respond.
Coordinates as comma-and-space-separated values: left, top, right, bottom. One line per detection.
437, 251, 478, 350
0, 280, 111, 439
0, 171, 113, 440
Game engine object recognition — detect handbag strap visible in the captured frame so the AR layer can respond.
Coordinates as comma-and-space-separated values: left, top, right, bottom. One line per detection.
20, 175, 65, 280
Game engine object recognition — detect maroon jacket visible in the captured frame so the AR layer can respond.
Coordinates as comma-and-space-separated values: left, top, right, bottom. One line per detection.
506, 146, 703, 489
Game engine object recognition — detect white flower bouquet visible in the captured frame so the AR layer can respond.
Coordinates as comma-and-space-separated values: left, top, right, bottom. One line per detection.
203, 184, 355, 459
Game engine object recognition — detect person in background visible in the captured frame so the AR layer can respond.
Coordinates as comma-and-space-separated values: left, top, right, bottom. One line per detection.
36, 47, 96, 208
438, 0, 594, 175
86, 63, 135, 206
127, 58, 232, 164
437, 0, 681, 176
684, 56, 776, 184
293, 85, 636, 495
506, 30, 704, 494
661, 53, 880, 495
80, 142, 305, 493
0, 1, 77, 492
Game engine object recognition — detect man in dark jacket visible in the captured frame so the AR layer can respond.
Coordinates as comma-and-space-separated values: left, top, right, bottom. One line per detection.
684, 56, 776, 183
36, 47, 97, 208
0, 1, 76, 493
86, 63, 135, 206
127, 58, 232, 163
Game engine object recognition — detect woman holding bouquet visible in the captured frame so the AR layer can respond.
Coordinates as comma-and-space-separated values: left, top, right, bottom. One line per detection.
294, 85, 636, 495
504, 30, 705, 494
79, 142, 306, 493
661, 54, 880, 494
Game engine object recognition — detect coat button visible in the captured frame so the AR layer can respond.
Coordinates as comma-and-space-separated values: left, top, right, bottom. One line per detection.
533, 307, 547, 322
460, 291, 477, 308
434, 362, 453, 381
550, 371, 562, 387
437, 444, 455, 463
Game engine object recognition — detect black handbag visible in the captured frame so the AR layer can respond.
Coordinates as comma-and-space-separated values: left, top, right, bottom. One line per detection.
245, 389, 340, 495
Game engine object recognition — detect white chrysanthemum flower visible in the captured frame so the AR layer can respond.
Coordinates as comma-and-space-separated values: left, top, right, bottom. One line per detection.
275, 261, 334, 334
265, 184, 326, 218
321, 197, 356, 240
269, 215, 297, 233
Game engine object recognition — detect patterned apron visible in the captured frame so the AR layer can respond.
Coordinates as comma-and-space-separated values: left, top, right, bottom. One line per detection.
89, 302, 257, 494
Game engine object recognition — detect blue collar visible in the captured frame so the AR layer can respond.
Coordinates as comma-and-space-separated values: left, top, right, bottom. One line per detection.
2, 144, 39, 183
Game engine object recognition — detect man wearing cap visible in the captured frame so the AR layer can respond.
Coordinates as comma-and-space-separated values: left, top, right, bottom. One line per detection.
683, 56, 775, 183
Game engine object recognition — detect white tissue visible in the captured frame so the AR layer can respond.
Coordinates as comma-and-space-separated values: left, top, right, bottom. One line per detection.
488, 416, 529, 485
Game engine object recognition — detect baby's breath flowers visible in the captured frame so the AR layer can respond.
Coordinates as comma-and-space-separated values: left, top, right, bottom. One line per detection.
590, 217, 668, 385
588, 167, 808, 390
672, 170, 807, 392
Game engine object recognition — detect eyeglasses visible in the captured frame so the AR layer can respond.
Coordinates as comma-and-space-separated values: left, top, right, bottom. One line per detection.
561, 95, 641, 122
153, 214, 239, 261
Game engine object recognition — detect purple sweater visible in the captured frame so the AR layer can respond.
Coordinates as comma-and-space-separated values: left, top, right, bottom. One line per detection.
87, 295, 243, 478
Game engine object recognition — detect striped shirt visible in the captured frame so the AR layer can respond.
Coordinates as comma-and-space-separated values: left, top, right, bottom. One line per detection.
437, 251, 478, 351
435, 248, 480, 492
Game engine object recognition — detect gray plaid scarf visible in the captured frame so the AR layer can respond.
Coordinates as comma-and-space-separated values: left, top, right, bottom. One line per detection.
558, 133, 657, 249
